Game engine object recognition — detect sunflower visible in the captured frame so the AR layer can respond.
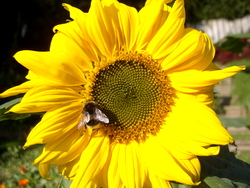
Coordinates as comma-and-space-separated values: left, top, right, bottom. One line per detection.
0, 0, 245, 187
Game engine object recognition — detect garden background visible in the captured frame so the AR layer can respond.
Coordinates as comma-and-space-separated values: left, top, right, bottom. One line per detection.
0, 0, 250, 187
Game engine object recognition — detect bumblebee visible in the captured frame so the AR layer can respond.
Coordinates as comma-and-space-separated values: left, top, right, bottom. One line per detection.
78, 101, 109, 130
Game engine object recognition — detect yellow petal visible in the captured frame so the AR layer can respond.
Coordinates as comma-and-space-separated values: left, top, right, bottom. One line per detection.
39, 164, 51, 179
103, 144, 124, 188
62, 3, 87, 33
65, 0, 139, 57
158, 132, 221, 159
137, 0, 170, 50
50, 31, 93, 70
116, 142, 146, 188
179, 157, 201, 183
0, 79, 43, 98
160, 98, 233, 150
53, 21, 99, 63
84, 0, 117, 57
33, 129, 90, 165
23, 102, 83, 148
62, 4, 100, 60
25, 71, 39, 80
180, 144, 220, 158
14, 50, 86, 86
59, 155, 81, 180
167, 65, 245, 107
146, 0, 185, 59
148, 173, 171, 188
141, 136, 200, 185
114, 2, 139, 52
169, 66, 246, 93
161, 28, 215, 73
9, 86, 83, 113
70, 136, 110, 188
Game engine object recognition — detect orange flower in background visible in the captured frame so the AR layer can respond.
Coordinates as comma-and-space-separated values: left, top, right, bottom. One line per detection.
18, 179, 29, 187
0, 184, 6, 188
19, 166, 26, 174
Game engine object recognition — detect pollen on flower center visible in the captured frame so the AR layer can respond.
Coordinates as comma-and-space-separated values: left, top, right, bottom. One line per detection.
89, 52, 174, 143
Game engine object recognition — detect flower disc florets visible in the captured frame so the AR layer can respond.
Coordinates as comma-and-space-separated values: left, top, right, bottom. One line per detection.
86, 52, 174, 143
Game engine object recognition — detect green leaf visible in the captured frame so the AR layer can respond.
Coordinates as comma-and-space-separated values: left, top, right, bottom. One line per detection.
0, 97, 43, 122
0, 113, 31, 121
247, 5, 250, 13
215, 33, 250, 54
57, 177, 72, 188
198, 145, 250, 187
227, 33, 250, 39
196, 177, 236, 188
218, 115, 250, 128
0, 98, 30, 121
0, 98, 22, 109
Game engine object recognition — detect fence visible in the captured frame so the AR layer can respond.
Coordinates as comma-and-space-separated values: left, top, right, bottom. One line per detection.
187, 15, 250, 43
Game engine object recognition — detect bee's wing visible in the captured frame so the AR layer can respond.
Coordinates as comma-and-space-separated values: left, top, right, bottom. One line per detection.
83, 111, 91, 124
94, 108, 109, 124
78, 111, 90, 129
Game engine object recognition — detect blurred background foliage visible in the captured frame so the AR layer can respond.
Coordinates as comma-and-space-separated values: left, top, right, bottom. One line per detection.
1, 0, 250, 187
184, 0, 250, 23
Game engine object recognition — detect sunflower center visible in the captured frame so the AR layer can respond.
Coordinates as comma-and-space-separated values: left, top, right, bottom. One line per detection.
92, 61, 159, 127
90, 52, 173, 143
